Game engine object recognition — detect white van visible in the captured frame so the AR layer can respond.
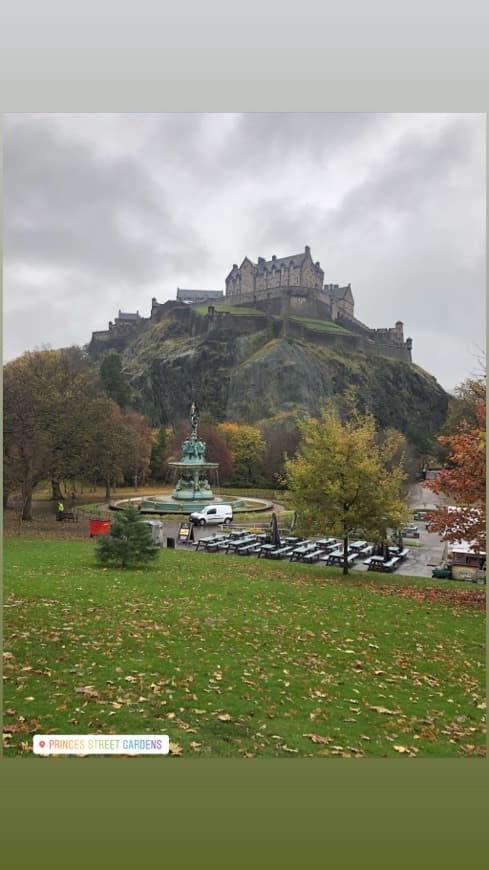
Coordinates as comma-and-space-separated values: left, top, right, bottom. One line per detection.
189, 504, 233, 526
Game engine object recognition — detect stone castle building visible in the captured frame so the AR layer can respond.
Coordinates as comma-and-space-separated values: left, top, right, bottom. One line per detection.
176, 288, 224, 304
226, 245, 354, 320
89, 244, 412, 364
222, 245, 411, 360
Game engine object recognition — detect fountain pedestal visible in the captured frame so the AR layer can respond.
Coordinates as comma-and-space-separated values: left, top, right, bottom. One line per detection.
170, 406, 218, 501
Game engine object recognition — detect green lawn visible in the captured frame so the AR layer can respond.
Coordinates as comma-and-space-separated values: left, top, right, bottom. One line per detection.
195, 303, 267, 317
3, 538, 486, 758
288, 315, 352, 334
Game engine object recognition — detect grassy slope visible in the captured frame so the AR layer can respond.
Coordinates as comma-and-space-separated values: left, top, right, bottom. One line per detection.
3, 538, 485, 758
194, 304, 351, 333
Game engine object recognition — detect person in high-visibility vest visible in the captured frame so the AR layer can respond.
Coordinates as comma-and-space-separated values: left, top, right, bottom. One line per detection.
57, 501, 65, 521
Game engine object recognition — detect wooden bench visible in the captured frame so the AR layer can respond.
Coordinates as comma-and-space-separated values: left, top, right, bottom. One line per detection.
203, 541, 222, 552
395, 548, 410, 560
368, 557, 400, 573
324, 551, 357, 567
224, 536, 257, 554
302, 549, 324, 563
235, 543, 262, 556
264, 546, 294, 560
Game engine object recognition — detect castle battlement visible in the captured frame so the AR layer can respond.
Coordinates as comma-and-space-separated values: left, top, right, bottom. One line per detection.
88, 245, 413, 366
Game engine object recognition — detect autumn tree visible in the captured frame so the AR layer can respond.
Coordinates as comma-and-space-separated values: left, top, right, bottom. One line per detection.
81, 397, 133, 498
441, 376, 486, 437
285, 408, 407, 575
3, 348, 101, 519
422, 397, 486, 550
195, 422, 234, 484
217, 422, 266, 486
4, 348, 156, 516
259, 415, 302, 488
121, 410, 154, 488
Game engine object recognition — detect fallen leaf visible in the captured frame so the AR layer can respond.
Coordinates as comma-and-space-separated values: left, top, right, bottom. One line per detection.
303, 733, 331, 744
369, 706, 401, 715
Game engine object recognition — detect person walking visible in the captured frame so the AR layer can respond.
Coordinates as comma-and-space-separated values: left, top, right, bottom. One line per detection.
57, 501, 65, 521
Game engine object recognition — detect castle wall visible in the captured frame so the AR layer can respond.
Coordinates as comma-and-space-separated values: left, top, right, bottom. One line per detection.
301, 256, 323, 289
264, 316, 412, 362
206, 309, 272, 339
240, 259, 255, 296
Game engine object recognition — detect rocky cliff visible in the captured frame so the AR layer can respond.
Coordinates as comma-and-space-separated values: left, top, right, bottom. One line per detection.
89, 304, 449, 450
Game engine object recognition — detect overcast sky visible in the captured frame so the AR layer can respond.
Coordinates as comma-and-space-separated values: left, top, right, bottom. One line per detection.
3, 112, 485, 392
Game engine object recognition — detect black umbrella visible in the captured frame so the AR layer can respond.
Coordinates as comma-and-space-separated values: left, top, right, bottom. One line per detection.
270, 512, 281, 548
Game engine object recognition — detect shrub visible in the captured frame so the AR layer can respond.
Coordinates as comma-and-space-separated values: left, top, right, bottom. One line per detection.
95, 505, 160, 569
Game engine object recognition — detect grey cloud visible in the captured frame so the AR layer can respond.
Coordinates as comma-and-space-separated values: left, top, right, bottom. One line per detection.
4, 116, 211, 281
143, 113, 212, 167
219, 113, 389, 171
329, 118, 480, 231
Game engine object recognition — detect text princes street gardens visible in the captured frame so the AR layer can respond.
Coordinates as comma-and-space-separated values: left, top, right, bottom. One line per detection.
33, 734, 169, 755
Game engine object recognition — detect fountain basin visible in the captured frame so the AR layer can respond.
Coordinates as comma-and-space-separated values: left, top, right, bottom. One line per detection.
111, 495, 273, 515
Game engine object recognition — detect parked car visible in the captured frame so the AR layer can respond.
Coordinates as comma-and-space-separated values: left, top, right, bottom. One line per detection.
432, 566, 452, 579
401, 526, 420, 539
189, 504, 233, 526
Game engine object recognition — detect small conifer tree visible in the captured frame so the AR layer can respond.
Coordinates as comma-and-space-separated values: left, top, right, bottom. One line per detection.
95, 505, 160, 569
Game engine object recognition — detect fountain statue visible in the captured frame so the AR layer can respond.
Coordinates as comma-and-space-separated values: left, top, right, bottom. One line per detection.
170, 402, 218, 501
117, 401, 269, 516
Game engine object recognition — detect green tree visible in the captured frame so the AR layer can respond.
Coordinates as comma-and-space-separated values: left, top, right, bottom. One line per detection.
3, 348, 100, 519
149, 427, 170, 482
122, 410, 154, 488
217, 422, 266, 486
82, 397, 132, 498
100, 352, 131, 408
94, 506, 159, 569
441, 376, 486, 438
285, 408, 407, 575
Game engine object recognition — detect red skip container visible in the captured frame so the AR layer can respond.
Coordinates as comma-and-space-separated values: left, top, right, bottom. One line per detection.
89, 518, 111, 538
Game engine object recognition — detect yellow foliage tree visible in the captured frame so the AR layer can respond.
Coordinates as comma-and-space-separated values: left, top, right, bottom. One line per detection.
217, 422, 266, 486
285, 408, 407, 574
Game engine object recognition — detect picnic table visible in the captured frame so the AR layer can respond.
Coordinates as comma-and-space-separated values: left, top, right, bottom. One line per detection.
302, 548, 325, 563
235, 542, 262, 556
317, 541, 339, 555
367, 555, 400, 573
224, 536, 258, 553
195, 534, 228, 551
289, 542, 317, 562
260, 545, 295, 560
358, 544, 374, 557
325, 551, 357, 567
391, 547, 409, 560
364, 554, 382, 567
349, 540, 368, 552
62, 511, 78, 523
